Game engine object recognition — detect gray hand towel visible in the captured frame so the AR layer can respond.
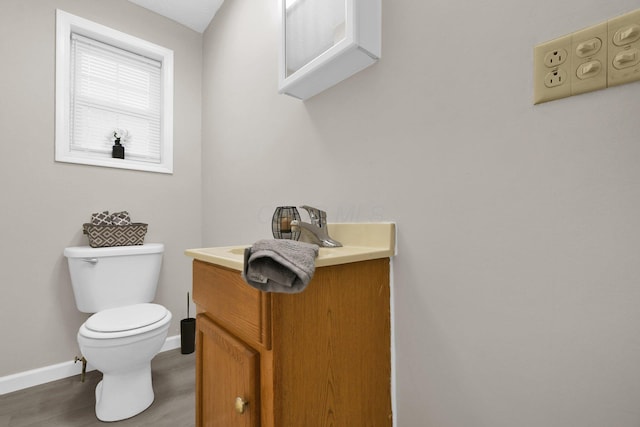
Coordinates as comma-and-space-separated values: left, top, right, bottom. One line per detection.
242, 239, 319, 293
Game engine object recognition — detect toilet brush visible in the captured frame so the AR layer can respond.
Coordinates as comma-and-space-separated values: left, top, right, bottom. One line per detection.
180, 292, 196, 354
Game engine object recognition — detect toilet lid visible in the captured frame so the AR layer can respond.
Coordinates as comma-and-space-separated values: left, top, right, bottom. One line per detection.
85, 303, 168, 333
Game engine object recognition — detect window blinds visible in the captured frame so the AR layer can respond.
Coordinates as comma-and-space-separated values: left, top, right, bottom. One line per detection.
70, 33, 162, 163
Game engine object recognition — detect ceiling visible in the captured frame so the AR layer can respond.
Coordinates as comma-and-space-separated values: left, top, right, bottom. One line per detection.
127, 0, 224, 33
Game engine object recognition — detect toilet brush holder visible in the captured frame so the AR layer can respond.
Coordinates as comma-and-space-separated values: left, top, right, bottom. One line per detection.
180, 318, 195, 354
181, 292, 195, 354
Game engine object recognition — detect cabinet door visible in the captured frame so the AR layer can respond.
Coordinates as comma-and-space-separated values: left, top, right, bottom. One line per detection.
196, 314, 260, 427
278, 0, 381, 100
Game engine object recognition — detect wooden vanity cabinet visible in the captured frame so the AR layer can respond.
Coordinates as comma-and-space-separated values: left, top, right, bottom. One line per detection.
192, 258, 392, 427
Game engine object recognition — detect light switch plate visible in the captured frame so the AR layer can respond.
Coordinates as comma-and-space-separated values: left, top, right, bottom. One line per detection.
571, 22, 608, 96
608, 9, 640, 87
534, 8, 640, 104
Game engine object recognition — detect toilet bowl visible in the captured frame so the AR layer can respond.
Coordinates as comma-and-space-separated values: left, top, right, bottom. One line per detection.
77, 303, 172, 421
64, 243, 171, 422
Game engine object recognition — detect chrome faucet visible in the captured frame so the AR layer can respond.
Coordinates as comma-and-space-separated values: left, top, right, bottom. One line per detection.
291, 205, 342, 248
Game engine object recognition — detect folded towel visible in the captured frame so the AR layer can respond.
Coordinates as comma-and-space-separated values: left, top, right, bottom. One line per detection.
110, 211, 131, 226
91, 211, 111, 226
90, 211, 131, 226
242, 239, 319, 293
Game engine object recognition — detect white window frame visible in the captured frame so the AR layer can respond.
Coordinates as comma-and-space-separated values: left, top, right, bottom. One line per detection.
55, 9, 174, 174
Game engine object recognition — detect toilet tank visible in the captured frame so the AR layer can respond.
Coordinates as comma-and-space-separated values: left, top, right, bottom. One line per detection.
64, 243, 164, 313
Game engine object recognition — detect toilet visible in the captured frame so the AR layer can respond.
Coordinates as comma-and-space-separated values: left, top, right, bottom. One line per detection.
63, 243, 172, 422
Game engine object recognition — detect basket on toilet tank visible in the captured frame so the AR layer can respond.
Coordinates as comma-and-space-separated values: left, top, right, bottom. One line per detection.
82, 223, 148, 248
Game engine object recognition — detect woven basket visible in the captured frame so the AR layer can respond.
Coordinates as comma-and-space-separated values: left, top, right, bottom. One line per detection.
82, 223, 148, 248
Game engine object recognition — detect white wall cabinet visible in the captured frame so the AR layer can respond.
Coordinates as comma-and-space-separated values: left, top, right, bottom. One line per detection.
278, 0, 381, 100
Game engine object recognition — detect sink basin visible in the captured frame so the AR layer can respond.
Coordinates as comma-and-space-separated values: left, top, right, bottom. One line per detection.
227, 246, 336, 257
228, 245, 337, 258
227, 247, 247, 256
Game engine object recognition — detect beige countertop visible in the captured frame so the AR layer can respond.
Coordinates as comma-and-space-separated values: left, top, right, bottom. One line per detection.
184, 223, 396, 272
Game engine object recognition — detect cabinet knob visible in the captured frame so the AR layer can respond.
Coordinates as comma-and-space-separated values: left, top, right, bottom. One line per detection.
235, 397, 248, 414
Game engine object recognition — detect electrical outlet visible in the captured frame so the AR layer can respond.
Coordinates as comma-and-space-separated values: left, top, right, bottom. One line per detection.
544, 48, 568, 67
608, 9, 640, 87
534, 34, 572, 104
545, 69, 567, 87
571, 22, 607, 96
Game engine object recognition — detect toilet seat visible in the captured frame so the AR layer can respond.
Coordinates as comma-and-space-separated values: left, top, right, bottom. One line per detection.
86, 303, 168, 332
79, 303, 170, 340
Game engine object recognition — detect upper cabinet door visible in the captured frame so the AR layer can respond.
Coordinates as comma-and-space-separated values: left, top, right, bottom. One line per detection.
278, 0, 381, 100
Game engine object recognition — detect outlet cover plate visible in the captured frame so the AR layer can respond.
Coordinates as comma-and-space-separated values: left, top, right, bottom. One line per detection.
534, 34, 572, 104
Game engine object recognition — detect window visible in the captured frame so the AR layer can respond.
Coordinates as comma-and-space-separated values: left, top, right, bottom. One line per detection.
56, 10, 174, 174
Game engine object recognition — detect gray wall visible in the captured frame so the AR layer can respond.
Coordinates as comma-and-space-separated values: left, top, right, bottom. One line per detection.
201, 0, 640, 426
0, 0, 202, 376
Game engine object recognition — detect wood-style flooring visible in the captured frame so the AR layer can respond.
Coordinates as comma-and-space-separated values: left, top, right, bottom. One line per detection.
0, 349, 195, 427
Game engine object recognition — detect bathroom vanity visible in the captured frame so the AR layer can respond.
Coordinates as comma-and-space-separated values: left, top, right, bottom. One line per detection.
185, 223, 395, 427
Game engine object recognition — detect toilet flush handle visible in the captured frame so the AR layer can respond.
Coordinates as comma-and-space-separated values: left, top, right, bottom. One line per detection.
82, 258, 98, 264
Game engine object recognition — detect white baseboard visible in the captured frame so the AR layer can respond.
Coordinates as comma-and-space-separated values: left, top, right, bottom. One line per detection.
0, 334, 182, 396
160, 334, 181, 353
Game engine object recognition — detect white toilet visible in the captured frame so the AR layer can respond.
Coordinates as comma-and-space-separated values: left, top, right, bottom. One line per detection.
64, 243, 172, 422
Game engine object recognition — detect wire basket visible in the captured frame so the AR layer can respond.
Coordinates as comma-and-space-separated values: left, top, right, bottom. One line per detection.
82, 223, 148, 248
271, 206, 301, 240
